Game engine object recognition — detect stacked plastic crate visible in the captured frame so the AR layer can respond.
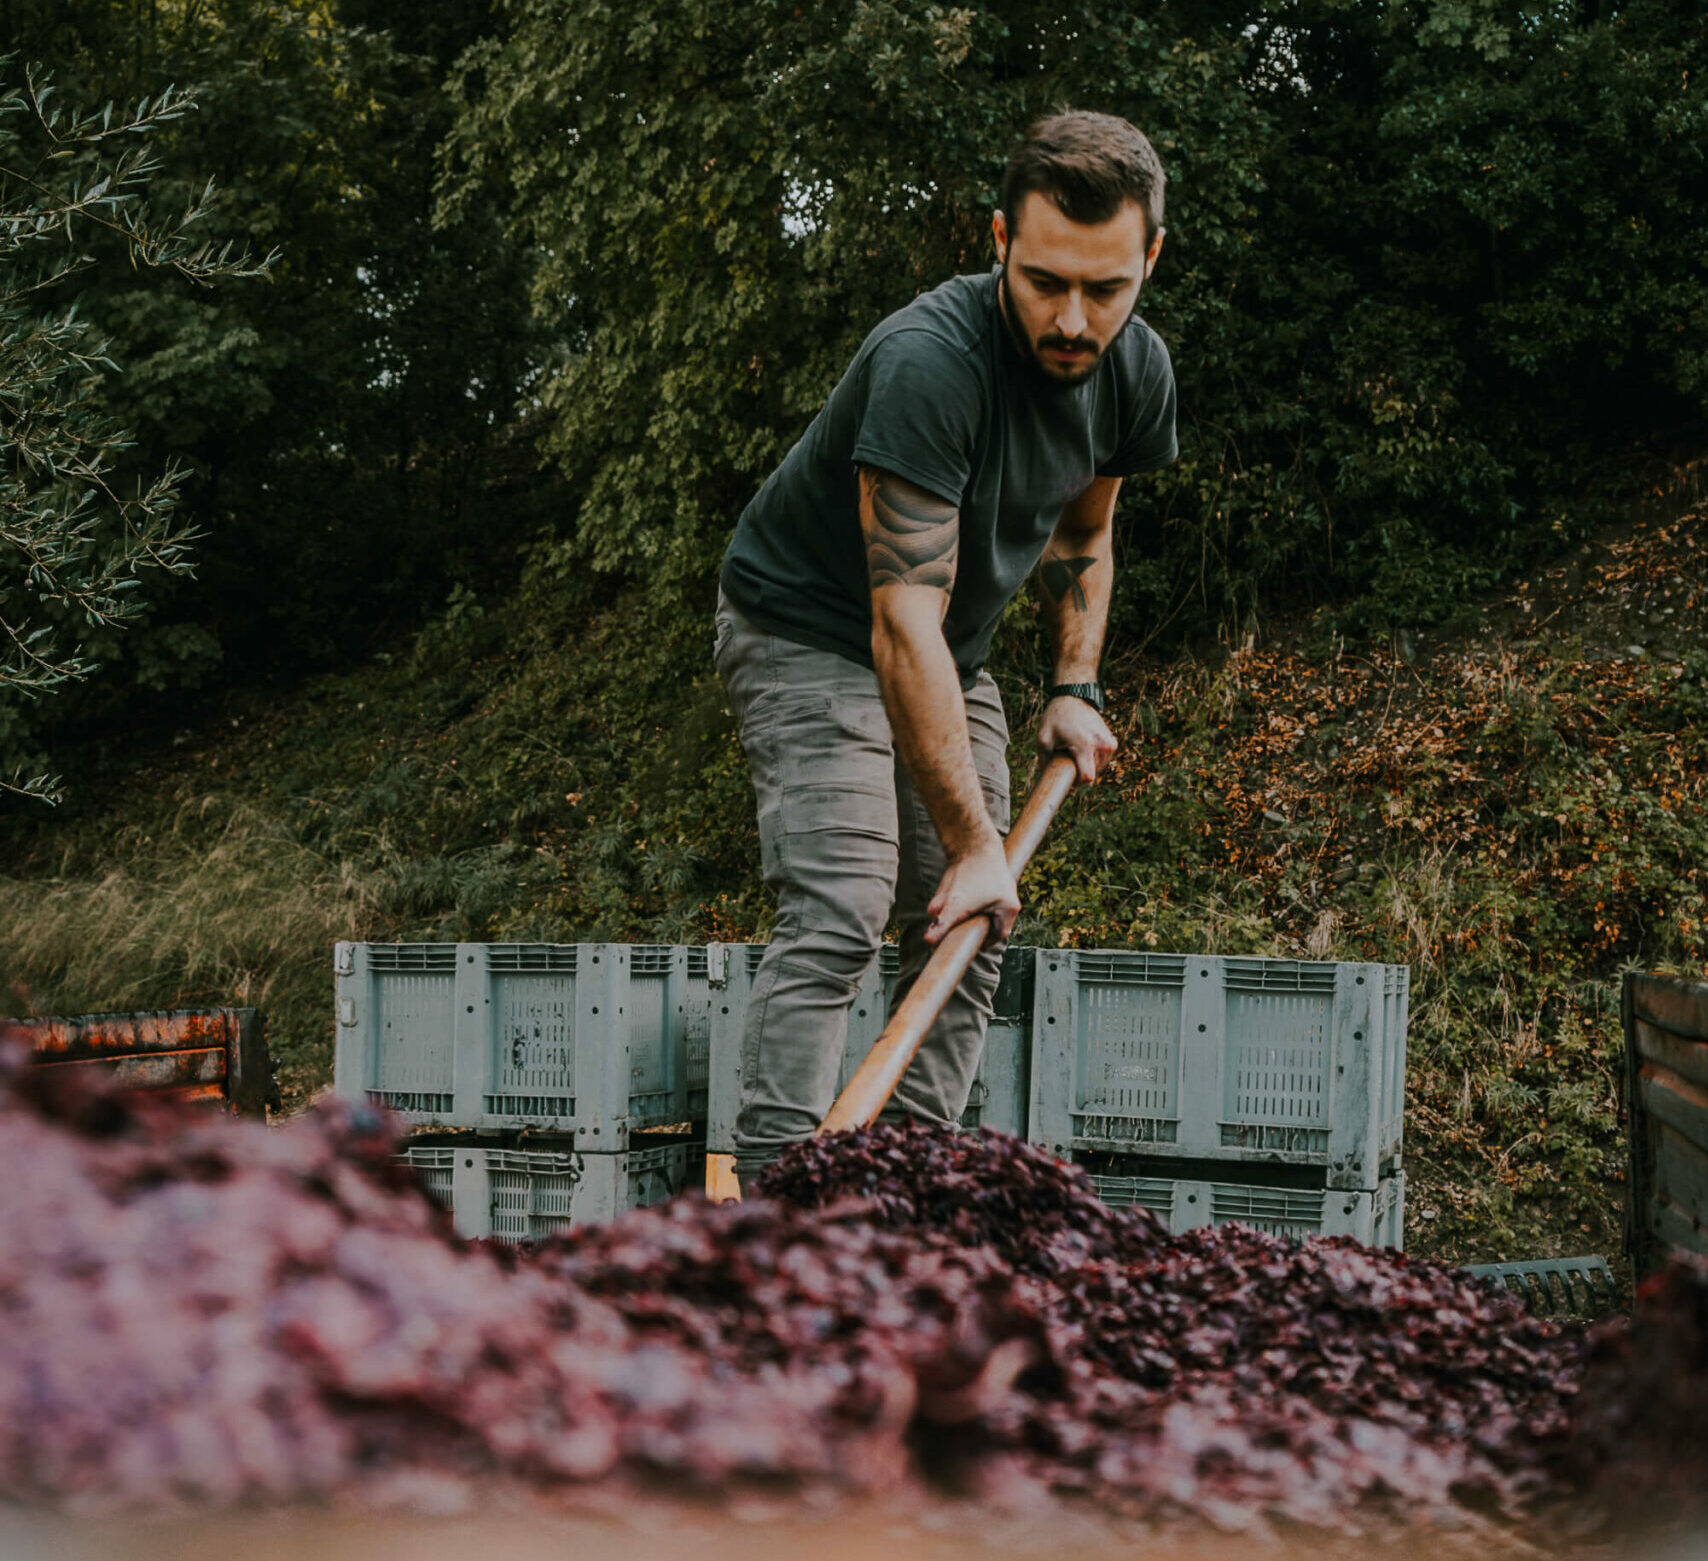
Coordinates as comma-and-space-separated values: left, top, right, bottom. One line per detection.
332, 942, 697, 1241
336, 940, 1408, 1246
1028, 950, 1407, 1244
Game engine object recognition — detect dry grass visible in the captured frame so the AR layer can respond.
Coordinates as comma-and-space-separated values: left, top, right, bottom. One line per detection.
0, 796, 386, 1105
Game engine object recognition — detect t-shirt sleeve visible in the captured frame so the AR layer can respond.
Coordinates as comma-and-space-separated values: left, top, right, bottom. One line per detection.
1098, 328, 1179, 478
849, 329, 984, 506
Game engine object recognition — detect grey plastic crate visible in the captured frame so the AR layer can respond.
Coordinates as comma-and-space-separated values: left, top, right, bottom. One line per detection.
401, 1140, 690, 1242
1030, 951, 1406, 1188
1092, 1166, 1405, 1247
1462, 1254, 1616, 1316
334, 942, 693, 1146
964, 949, 1034, 1135
704, 941, 1033, 1154
684, 946, 713, 1119
1378, 964, 1410, 1178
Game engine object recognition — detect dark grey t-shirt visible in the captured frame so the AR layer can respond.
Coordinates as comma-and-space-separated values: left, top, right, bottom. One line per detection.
720, 267, 1177, 686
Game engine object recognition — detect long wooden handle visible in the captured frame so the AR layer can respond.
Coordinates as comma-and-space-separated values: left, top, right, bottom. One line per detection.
818, 752, 1079, 1134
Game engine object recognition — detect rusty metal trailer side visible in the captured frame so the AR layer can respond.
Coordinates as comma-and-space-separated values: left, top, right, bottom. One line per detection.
1625, 972, 1708, 1276
12, 1008, 279, 1116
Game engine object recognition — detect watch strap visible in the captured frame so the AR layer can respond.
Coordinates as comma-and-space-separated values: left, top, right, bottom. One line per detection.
1049, 681, 1105, 713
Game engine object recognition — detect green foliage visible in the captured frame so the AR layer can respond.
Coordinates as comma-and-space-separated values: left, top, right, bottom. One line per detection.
2, 0, 1705, 1277
0, 0, 545, 782
0, 61, 269, 795
443, 0, 1706, 645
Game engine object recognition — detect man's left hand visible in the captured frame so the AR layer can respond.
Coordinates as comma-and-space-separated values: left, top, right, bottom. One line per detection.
1037, 694, 1116, 785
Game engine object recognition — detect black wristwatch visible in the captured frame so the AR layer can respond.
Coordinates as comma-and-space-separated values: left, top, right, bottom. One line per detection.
1049, 681, 1105, 713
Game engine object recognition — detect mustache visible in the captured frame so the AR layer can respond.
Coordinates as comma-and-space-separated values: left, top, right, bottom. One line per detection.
1038, 333, 1096, 354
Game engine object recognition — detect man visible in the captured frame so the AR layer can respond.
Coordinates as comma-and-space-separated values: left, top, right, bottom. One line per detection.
715, 110, 1177, 1179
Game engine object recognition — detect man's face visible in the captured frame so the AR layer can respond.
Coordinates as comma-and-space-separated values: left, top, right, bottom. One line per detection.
993, 192, 1164, 386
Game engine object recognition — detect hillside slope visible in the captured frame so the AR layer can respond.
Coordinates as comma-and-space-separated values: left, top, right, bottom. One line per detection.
2, 488, 1704, 1266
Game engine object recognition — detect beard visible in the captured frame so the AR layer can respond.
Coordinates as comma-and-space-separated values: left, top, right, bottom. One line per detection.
998, 256, 1138, 388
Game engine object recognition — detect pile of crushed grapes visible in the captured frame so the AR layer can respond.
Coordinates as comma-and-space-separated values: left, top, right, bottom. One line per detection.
0, 1034, 1702, 1546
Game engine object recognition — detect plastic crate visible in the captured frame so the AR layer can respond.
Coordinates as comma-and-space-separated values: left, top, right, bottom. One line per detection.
1091, 1165, 1405, 1247
1462, 1255, 1616, 1316
400, 1140, 690, 1242
334, 943, 695, 1146
962, 949, 1034, 1136
704, 942, 1033, 1154
1030, 951, 1406, 1188
684, 946, 713, 1119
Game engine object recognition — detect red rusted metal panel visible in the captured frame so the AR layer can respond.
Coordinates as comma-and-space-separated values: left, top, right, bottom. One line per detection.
1626, 972, 1708, 1276
11, 1008, 279, 1117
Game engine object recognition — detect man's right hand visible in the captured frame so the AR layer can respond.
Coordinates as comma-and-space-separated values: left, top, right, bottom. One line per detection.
925, 835, 1020, 946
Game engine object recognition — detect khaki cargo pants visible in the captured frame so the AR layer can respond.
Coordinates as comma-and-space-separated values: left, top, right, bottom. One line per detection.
714, 589, 1011, 1180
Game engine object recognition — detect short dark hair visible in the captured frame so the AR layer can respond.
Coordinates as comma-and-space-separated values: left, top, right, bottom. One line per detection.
1001, 111, 1166, 244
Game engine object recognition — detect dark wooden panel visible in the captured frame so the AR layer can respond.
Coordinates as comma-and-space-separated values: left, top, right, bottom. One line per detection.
1627, 972, 1708, 1276
1630, 975, 1708, 1044
1633, 1017, 1708, 1093
1650, 1119, 1708, 1258
1646, 1192, 1708, 1264
1639, 1062, 1708, 1162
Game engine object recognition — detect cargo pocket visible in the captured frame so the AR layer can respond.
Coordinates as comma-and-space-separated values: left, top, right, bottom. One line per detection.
772, 692, 891, 786
777, 694, 895, 839
756, 685, 897, 932
781, 780, 897, 840
778, 781, 899, 938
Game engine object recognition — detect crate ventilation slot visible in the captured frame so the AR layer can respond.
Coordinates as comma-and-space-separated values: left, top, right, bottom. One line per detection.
1220, 1123, 1331, 1153
686, 947, 709, 978
1211, 1184, 1325, 1225
1073, 953, 1187, 987
403, 1147, 456, 1171
367, 945, 458, 974
486, 945, 577, 974
370, 1090, 453, 1114
630, 946, 674, 976
1072, 1113, 1179, 1145
1091, 1175, 1176, 1218
1225, 959, 1337, 994
483, 1093, 575, 1118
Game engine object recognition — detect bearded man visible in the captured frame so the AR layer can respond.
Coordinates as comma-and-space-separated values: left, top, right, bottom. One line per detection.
715, 110, 1177, 1180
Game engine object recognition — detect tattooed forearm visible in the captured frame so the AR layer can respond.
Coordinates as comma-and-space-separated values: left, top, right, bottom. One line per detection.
1040, 554, 1096, 612
860, 467, 959, 592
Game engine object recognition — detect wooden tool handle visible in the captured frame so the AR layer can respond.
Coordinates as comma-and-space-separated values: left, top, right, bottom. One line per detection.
817, 752, 1079, 1134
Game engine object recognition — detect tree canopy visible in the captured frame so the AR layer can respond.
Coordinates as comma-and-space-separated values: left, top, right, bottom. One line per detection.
0, 0, 1703, 808
0, 60, 269, 794
442, 0, 1708, 646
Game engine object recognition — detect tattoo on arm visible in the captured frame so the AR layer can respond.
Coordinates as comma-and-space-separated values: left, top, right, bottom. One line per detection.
861, 468, 959, 592
1040, 554, 1095, 612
